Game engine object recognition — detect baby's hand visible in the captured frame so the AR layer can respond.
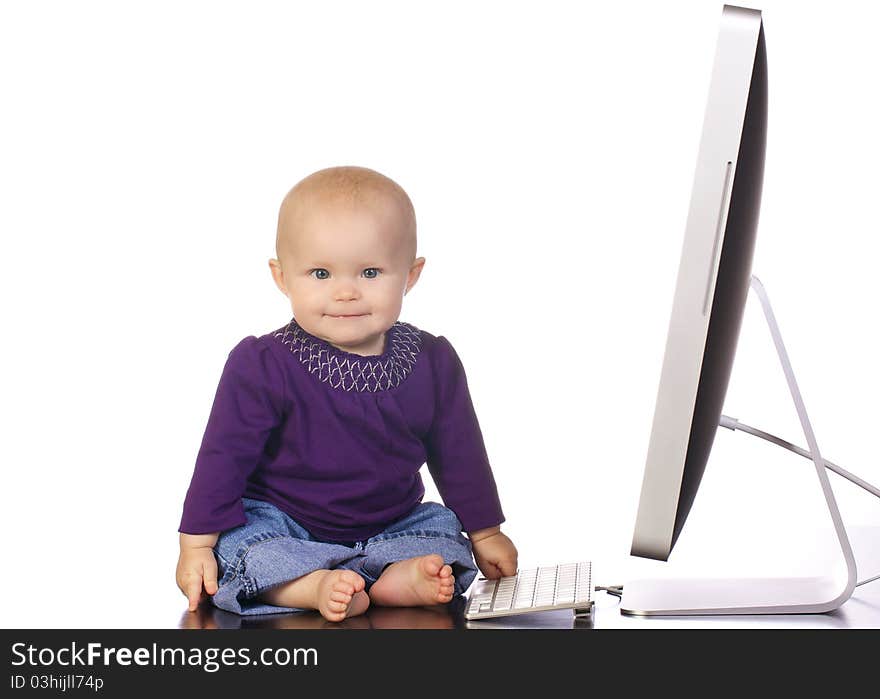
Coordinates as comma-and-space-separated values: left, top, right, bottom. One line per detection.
176, 541, 219, 612
469, 527, 519, 580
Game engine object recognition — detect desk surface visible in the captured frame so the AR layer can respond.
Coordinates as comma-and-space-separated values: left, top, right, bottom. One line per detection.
176, 525, 880, 629
179, 577, 880, 629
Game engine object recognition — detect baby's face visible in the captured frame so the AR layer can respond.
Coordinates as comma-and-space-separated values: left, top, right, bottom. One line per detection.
272, 195, 422, 356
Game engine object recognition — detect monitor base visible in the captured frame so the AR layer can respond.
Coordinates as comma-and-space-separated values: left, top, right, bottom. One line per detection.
621, 576, 846, 616
621, 276, 857, 616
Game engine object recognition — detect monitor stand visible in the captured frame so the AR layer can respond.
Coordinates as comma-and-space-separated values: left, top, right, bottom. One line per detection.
620, 276, 857, 616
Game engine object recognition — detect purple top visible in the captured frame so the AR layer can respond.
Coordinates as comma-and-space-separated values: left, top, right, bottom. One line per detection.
178, 318, 505, 542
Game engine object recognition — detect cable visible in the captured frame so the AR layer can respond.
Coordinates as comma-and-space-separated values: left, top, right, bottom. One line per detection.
595, 584, 623, 599
721, 414, 880, 587
719, 415, 880, 498
856, 573, 880, 588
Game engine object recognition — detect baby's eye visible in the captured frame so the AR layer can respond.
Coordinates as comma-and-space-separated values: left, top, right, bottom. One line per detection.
310, 269, 330, 280
362, 268, 381, 279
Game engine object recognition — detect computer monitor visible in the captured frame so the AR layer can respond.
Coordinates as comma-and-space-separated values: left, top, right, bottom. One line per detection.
622, 5, 857, 615
630, 4, 766, 564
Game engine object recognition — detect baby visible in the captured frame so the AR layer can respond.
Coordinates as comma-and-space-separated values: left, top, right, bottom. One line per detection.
175, 166, 518, 621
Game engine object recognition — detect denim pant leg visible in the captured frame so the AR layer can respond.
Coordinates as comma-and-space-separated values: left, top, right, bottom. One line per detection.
339, 502, 478, 596
211, 497, 362, 616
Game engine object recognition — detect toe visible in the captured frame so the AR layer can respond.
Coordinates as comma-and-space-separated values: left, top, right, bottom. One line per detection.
333, 582, 355, 596
438, 564, 453, 579
420, 554, 444, 577
340, 570, 366, 592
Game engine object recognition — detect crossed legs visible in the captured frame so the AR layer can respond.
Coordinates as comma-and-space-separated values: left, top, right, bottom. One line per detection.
258, 554, 455, 622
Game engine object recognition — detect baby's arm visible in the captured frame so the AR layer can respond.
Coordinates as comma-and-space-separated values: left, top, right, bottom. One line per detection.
176, 532, 220, 612
469, 526, 518, 579
177, 337, 286, 610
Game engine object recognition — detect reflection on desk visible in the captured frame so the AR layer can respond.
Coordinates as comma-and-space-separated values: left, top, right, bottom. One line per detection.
180, 597, 468, 630
179, 594, 596, 630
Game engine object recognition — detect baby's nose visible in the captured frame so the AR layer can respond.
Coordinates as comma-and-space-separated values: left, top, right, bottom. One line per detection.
334, 284, 360, 300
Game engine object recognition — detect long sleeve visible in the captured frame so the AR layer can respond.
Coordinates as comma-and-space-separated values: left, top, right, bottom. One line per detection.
424, 336, 504, 532
178, 336, 286, 534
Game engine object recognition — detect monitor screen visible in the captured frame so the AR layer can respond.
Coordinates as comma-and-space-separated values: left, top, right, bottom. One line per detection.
630, 5, 767, 561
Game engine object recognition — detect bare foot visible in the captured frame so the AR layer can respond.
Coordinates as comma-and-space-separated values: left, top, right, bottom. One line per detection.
368, 554, 455, 607
316, 570, 370, 622
259, 569, 369, 623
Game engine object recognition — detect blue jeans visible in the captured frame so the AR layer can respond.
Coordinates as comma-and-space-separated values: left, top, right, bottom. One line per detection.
211, 497, 478, 616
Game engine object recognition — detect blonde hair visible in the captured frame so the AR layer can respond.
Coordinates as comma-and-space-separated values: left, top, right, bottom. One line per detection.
275, 165, 417, 260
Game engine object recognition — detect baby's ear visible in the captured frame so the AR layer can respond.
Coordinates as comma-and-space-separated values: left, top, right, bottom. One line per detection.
268, 258, 289, 297
405, 257, 426, 295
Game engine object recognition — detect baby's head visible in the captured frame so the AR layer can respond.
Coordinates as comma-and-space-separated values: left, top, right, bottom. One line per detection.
269, 166, 425, 356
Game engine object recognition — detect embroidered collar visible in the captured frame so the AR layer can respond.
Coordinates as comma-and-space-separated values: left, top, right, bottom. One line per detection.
273, 318, 423, 392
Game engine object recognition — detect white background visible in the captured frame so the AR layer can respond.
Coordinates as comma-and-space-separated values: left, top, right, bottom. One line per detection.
1, 0, 878, 628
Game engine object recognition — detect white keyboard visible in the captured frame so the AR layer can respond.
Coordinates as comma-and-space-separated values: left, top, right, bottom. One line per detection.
465, 561, 593, 620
